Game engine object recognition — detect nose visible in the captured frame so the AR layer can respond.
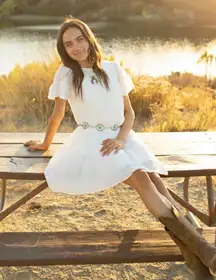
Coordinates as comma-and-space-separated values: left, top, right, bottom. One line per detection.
74, 45, 82, 55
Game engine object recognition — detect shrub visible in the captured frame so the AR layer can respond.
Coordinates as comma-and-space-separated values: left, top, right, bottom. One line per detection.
1, 55, 216, 132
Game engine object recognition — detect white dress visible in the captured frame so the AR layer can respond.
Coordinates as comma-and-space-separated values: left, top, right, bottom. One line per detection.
44, 60, 168, 195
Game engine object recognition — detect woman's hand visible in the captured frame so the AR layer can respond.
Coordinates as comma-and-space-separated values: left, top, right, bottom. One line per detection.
23, 140, 50, 151
100, 138, 125, 157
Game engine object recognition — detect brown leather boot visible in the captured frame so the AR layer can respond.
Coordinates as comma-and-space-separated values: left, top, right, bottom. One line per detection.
166, 228, 214, 280
159, 205, 216, 275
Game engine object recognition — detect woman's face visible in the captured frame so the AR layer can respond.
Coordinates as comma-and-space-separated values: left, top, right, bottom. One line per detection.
62, 27, 90, 66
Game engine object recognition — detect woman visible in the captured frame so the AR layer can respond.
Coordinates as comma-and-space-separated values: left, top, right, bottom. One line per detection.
24, 17, 216, 278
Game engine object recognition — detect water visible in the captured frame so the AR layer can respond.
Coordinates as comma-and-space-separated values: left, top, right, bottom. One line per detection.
1, 22, 216, 77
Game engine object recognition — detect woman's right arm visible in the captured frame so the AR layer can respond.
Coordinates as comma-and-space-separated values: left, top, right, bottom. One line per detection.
24, 97, 67, 151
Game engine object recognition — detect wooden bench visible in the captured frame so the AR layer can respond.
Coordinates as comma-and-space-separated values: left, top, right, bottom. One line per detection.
1, 131, 216, 267
0, 228, 216, 266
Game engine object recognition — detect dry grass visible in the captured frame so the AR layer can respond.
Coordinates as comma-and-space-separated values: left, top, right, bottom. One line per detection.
0, 56, 216, 132
129, 72, 216, 132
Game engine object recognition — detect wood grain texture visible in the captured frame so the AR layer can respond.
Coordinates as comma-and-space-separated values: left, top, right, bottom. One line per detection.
0, 228, 215, 266
1, 142, 216, 158
1, 132, 216, 144
1, 133, 216, 179
1, 155, 216, 179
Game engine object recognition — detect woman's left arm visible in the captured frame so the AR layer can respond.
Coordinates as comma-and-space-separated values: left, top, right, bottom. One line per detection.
100, 95, 135, 156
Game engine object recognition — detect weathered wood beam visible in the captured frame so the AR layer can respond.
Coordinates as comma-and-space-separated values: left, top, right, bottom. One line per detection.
0, 228, 215, 267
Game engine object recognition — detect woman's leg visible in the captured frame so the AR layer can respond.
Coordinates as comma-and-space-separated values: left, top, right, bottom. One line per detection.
123, 169, 216, 275
147, 172, 182, 211
124, 169, 173, 218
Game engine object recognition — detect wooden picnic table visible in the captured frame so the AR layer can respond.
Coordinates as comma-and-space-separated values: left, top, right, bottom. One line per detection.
1, 131, 216, 268
0, 131, 216, 227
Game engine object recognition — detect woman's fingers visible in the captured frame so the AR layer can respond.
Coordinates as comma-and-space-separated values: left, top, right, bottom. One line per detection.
24, 140, 40, 147
114, 147, 121, 154
101, 147, 113, 156
102, 144, 119, 156
27, 145, 39, 151
100, 141, 114, 153
100, 139, 123, 156
105, 146, 116, 156
102, 138, 112, 145
27, 144, 47, 151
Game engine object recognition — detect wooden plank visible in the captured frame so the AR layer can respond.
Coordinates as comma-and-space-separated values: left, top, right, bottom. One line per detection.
0, 158, 48, 180
2, 168, 216, 180
0, 133, 71, 144
0, 157, 49, 173
138, 132, 216, 142
144, 143, 216, 155
1, 143, 216, 158
0, 155, 213, 169
0, 144, 58, 158
1, 156, 216, 180
159, 155, 216, 165
0, 228, 215, 266
1, 132, 216, 144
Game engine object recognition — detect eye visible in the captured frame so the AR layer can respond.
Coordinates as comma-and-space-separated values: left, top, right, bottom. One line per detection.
78, 37, 84, 42
65, 43, 71, 47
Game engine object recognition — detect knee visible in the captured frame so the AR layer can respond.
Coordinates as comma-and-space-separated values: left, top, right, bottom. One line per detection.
148, 172, 161, 181
124, 169, 154, 191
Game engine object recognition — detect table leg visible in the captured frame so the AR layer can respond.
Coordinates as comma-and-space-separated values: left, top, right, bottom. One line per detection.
169, 188, 211, 226
210, 204, 216, 226
207, 176, 216, 226
0, 181, 48, 222
0, 179, 6, 212
206, 176, 214, 217
183, 177, 190, 201
183, 177, 201, 228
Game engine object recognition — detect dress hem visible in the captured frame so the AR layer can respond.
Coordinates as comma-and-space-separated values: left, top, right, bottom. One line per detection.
47, 165, 168, 196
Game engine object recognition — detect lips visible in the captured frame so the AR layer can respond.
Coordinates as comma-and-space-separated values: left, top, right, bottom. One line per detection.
74, 50, 84, 56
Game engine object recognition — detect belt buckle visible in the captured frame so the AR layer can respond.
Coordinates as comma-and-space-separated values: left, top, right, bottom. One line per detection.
96, 124, 105, 131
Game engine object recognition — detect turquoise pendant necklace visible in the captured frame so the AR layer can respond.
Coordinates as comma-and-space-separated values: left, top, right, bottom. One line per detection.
83, 68, 99, 84
91, 75, 99, 84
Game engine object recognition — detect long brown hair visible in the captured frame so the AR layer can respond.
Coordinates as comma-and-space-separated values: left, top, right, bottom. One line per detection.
57, 17, 110, 98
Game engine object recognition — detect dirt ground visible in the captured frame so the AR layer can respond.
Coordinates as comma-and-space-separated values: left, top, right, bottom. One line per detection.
0, 176, 215, 280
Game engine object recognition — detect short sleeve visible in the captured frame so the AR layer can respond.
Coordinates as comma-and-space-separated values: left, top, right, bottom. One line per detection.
48, 65, 73, 100
114, 62, 134, 96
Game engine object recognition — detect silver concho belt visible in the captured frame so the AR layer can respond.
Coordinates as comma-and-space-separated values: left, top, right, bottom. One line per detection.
78, 122, 120, 131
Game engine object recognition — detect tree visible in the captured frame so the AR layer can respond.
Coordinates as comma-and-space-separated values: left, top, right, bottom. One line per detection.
197, 50, 216, 86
